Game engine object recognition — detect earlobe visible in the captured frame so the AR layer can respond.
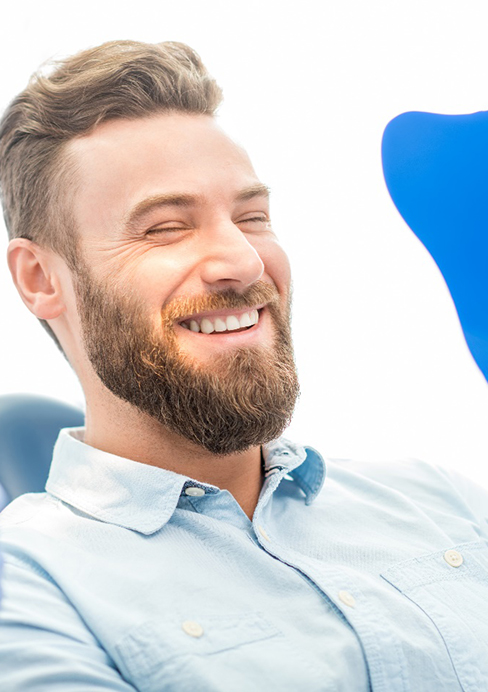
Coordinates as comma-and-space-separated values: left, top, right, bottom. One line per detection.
7, 238, 66, 320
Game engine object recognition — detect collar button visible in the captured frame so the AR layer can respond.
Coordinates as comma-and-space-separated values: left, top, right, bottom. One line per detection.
185, 486, 205, 497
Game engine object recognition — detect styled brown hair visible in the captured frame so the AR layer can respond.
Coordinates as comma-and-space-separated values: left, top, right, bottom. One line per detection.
0, 40, 223, 349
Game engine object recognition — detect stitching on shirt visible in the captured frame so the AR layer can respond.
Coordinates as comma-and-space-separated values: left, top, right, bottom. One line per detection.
381, 540, 488, 591
185, 496, 203, 514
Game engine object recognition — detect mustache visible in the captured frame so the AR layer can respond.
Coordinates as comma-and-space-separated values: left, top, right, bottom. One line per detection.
161, 281, 281, 327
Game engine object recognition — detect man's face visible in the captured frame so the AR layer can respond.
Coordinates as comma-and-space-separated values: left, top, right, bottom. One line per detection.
66, 113, 299, 454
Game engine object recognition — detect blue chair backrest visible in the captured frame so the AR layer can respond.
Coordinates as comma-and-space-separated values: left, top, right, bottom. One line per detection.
382, 110, 488, 381
0, 394, 85, 503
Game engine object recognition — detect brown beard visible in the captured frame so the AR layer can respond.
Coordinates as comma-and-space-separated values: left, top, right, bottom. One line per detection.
73, 266, 300, 456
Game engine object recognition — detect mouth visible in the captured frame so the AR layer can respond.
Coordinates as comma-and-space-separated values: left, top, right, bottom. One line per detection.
178, 306, 264, 335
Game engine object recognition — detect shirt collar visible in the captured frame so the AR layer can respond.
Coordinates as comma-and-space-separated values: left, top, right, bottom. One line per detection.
46, 428, 326, 535
262, 437, 326, 505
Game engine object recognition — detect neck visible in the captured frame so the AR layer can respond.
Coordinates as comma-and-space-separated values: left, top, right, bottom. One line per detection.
83, 392, 264, 521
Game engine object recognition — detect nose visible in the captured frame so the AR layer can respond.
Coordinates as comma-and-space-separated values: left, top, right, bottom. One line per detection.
198, 221, 265, 289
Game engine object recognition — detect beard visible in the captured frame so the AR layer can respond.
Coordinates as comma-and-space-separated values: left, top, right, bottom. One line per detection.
73, 265, 300, 456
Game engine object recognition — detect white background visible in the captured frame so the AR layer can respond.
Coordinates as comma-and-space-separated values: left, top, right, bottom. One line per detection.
1, 0, 488, 487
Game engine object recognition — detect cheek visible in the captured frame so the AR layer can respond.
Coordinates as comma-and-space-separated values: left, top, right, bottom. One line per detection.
259, 239, 291, 295
116, 251, 192, 310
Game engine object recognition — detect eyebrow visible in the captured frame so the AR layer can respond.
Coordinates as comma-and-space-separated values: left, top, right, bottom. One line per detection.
234, 183, 271, 202
124, 183, 271, 231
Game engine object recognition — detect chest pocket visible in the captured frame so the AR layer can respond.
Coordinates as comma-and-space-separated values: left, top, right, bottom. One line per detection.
114, 611, 323, 692
381, 540, 488, 691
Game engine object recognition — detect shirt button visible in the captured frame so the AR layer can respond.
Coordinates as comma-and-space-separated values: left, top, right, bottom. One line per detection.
444, 549, 463, 567
338, 590, 356, 608
185, 487, 205, 497
182, 620, 204, 638
258, 525, 270, 541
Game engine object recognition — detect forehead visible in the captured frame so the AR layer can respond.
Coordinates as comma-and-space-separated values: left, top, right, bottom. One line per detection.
67, 113, 261, 227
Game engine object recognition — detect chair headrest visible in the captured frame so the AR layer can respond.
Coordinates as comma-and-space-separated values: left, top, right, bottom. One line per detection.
0, 394, 84, 502
382, 110, 488, 381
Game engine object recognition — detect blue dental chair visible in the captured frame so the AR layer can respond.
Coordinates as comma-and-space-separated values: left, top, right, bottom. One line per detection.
0, 394, 84, 506
382, 109, 488, 383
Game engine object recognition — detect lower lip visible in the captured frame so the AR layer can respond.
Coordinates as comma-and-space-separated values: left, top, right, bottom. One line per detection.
175, 309, 266, 344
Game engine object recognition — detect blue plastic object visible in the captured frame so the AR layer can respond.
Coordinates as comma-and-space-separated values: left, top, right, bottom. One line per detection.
382, 110, 488, 382
0, 394, 84, 502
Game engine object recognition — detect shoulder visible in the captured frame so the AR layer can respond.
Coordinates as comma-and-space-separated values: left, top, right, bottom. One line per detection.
326, 456, 451, 491
0, 492, 76, 565
0, 492, 52, 528
324, 456, 488, 531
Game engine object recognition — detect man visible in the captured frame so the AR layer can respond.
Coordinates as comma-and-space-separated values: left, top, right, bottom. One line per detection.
0, 40, 487, 692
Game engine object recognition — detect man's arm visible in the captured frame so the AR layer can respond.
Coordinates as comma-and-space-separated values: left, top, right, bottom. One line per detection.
0, 557, 136, 691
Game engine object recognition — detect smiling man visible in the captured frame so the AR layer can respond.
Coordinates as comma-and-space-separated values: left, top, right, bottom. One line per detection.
1, 40, 488, 692
47, 112, 299, 517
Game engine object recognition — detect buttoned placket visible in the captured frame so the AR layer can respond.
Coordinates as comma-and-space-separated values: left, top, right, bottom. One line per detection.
250, 464, 409, 692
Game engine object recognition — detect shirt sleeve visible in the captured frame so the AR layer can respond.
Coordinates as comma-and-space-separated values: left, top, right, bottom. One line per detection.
0, 557, 136, 692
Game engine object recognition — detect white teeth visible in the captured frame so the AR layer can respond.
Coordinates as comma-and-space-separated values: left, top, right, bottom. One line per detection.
214, 317, 227, 332
200, 318, 215, 334
181, 309, 260, 334
239, 312, 252, 328
226, 315, 241, 331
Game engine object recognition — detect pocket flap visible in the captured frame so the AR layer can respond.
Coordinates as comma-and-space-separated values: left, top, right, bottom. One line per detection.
116, 611, 280, 682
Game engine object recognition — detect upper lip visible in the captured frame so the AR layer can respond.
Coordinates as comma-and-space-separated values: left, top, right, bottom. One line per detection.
177, 304, 265, 324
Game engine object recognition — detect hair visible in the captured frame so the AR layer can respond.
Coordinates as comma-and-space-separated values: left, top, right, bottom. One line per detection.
0, 40, 223, 350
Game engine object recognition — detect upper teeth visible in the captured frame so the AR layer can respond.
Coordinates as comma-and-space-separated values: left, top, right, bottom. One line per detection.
181, 309, 260, 334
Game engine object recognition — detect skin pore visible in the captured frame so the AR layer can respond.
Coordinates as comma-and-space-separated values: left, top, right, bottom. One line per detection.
8, 113, 298, 520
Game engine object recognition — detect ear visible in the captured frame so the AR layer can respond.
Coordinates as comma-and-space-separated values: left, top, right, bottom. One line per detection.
7, 238, 67, 320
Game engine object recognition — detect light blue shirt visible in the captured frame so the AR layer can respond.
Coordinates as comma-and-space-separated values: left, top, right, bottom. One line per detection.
1, 428, 488, 691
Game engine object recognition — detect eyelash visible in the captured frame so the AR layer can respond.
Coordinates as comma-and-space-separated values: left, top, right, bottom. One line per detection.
147, 226, 185, 234
241, 216, 268, 224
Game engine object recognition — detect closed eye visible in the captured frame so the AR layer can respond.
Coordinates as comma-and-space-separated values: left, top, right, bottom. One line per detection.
238, 216, 271, 227
147, 225, 189, 234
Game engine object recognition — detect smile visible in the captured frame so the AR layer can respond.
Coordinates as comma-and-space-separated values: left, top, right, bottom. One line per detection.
179, 308, 261, 334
